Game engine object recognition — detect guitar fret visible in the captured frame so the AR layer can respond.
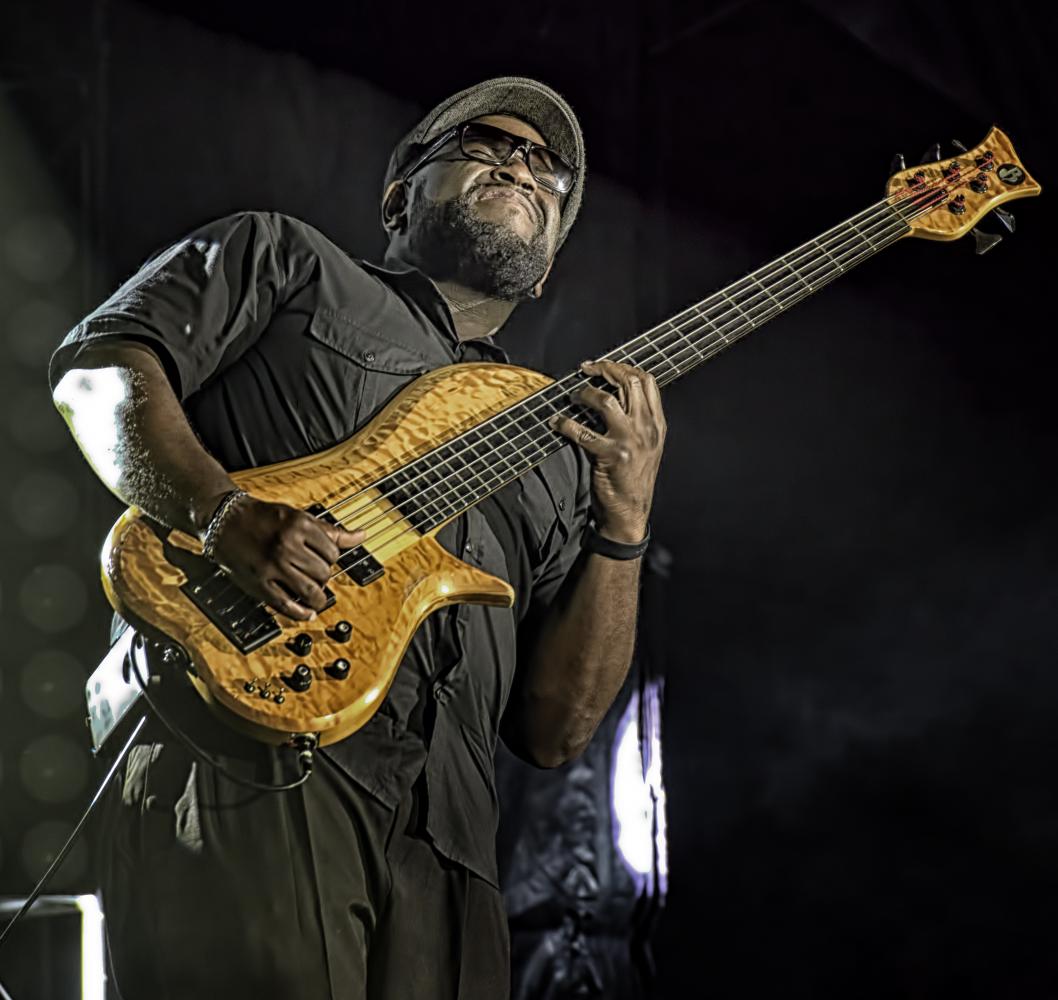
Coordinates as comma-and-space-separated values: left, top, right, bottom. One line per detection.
718, 289, 755, 327
813, 238, 845, 272
748, 275, 784, 312
849, 219, 879, 249
693, 303, 732, 345
780, 255, 815, 292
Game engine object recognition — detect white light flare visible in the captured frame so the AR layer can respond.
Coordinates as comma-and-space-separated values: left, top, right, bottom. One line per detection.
611, 685, 669, 895
52, 367, 129, 487
75, 893, 106, 1000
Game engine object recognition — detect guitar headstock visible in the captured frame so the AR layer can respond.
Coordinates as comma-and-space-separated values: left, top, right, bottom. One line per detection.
886, 127, 1041, 244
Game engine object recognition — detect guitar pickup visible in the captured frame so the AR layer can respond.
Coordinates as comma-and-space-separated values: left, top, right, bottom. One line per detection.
307, 504, 385, 587
163, 534, 282, 654
179, 570, 281, 653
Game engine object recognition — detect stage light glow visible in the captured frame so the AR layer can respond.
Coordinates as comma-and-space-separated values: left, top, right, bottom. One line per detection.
19, 734, 88, 804
19, 820, 87, 885
3, 215, 75, 283
5, 298, 72, 368
17, 564, 87, 632
11, 471, 79, 538
7, 385, 70, 453
21, 649, 84, 718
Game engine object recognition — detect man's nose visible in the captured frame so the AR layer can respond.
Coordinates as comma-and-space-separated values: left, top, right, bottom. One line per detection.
490, 151, 536, 192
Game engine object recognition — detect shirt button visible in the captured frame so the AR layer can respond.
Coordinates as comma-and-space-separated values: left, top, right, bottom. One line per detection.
363, 351, 376, 363
558, 498, 567, 512
144, 794, 160, 812
433, 684, 449, 705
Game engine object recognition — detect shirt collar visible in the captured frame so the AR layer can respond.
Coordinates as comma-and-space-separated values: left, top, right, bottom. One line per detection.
358, 259, 510, 364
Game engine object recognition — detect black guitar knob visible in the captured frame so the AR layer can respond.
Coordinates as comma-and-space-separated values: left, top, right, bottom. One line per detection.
291, 632, 313, 656
287, 664, 313, 692
948, 194, 967, 215
970, 176, 989, 193
331, 620, 353, 642
327, 658, 351, 680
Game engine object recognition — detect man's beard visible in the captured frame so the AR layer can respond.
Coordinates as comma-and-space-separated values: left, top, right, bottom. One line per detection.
406, 187, 551, 301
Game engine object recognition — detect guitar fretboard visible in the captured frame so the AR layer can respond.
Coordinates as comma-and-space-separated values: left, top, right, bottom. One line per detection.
374, 199, 913, 534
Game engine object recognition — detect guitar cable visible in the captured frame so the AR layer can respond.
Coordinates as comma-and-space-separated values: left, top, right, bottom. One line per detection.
0, 714, 148, 963
0, 641, 316, 997
126, 633, 318, 793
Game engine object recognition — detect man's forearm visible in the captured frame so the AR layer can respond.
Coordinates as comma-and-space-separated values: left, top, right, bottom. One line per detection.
52, 341, 236, 536
508, 548, 643, 767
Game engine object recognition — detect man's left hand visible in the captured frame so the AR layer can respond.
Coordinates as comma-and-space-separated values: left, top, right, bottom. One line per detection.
549, 359, 666, 544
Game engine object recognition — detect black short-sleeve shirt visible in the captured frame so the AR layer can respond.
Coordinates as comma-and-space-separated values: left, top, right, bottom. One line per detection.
50, 211, 591, 887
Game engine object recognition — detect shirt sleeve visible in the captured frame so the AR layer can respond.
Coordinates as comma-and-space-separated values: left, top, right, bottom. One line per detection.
48, 211, 305, 400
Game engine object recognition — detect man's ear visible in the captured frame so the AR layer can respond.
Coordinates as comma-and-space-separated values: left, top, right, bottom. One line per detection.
528, 257, 555, 300
381, 179, 409, 235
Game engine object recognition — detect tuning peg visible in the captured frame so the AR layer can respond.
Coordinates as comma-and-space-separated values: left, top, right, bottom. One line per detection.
991, 206, 1015, 233
890, 152, 906, 174
971, 228, 1002, 255
919, 142, 942, 163
951, 139, 969, 153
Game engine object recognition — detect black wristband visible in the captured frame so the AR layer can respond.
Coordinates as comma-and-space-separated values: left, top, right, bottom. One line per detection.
582, 521, 651, 560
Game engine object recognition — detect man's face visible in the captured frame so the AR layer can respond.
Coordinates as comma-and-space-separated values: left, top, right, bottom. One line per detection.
397, 113, 563, 300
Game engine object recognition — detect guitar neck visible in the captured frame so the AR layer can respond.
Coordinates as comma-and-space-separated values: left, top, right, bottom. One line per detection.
599, 198, 910, 387
377, 197, 913, 534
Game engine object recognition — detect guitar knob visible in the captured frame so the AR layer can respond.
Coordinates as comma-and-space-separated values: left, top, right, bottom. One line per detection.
948, 194, 967, 215
327, 658, 351, 680
331, 620, 353, 642
969, 176, 989, 194
291, 632, 313, 656
287, 664, 313, 692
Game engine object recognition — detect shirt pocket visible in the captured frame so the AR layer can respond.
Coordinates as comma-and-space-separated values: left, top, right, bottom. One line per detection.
518, 456, 577, 562
305, 307, 433, 435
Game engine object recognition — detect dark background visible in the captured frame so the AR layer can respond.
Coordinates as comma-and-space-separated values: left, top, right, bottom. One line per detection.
1, 0, 1057, 996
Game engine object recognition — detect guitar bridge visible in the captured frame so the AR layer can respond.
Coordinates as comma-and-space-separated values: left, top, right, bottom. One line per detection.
307, 503, 384, 586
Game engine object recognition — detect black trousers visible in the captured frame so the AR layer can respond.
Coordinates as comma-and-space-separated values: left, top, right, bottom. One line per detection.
98, 723, 510, 1000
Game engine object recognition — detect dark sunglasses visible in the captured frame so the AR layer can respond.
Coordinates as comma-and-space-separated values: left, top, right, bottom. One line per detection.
401, 121, 577, 195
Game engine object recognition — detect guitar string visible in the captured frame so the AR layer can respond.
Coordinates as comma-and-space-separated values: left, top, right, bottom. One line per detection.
316, 177, 948, 540
311, 175, 945, 536
220, 168, 965, 626
223, 171, 957, 628
336, 195, 928, 547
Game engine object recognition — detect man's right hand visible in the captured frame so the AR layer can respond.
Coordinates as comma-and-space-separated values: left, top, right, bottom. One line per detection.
207, 495, 366, 622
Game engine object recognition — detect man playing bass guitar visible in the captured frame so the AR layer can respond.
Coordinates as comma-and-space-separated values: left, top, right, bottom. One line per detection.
51, 77, 665, 999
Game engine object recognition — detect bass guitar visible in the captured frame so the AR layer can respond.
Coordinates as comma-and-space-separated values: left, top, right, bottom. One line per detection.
96, 127, 1040, 748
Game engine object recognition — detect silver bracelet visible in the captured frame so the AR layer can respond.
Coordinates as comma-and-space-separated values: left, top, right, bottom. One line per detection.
201, 489, 248, 562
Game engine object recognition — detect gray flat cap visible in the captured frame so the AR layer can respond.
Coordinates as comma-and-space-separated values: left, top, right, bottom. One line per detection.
384, 76, 585, 249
